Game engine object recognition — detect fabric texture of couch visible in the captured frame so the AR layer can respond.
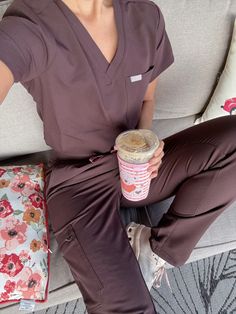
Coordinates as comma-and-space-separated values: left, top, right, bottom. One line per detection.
1, 0, 236, 312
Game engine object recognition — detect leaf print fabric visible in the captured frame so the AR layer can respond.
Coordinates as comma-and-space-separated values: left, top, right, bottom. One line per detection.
0, 163, 49, 303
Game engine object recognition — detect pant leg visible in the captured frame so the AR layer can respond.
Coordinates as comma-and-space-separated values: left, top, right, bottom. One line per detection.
121, 115, 236, 267
47, 165, 157, 314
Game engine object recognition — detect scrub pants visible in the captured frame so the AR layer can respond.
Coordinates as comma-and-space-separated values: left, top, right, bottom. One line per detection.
46, 115, 236, 314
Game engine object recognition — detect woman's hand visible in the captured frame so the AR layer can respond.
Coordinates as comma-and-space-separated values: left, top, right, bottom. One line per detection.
112, 139, 165, 180
147, 140, 165, 180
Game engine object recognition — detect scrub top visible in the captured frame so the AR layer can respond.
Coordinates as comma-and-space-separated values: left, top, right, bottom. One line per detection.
0, 0, 174, 200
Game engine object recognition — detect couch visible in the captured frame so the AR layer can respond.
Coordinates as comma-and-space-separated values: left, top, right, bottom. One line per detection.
1, 0, 236, 312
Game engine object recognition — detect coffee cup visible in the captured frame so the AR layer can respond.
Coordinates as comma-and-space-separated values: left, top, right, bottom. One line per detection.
115, 129, 159, 201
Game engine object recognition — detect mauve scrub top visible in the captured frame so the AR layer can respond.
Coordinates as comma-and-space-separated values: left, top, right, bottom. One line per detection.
0, 0, 174, 201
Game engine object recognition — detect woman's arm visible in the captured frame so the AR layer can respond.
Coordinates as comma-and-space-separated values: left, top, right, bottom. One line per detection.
136, 77, 165, 180
0, 60, 14, 105
136, 77, 158, 129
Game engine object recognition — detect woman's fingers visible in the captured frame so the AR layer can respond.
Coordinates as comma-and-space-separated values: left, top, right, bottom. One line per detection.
148, 141, 164, 175
154, 140, 165, 156
114, 137, 163, 180
149, 151, 164, 165
148, 160, 162, 173
150, 169, 158, 179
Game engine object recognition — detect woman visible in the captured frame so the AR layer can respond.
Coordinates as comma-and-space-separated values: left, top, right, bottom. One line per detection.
1, 0, 236, 313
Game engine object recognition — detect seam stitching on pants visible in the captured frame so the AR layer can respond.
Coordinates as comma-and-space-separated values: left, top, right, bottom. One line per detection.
70, 224, 105, 292
192, 164, 221, 217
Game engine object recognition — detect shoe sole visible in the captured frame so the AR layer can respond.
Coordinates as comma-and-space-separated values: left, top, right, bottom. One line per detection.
127, 222, 146, 259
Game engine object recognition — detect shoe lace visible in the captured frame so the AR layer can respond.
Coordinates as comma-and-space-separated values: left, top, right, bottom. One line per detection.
153, 259, 173, 294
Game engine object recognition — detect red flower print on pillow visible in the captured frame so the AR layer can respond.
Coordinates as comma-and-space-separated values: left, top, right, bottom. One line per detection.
0, 253, 24, 277
0, 216, 28, 250
34, 183, 41, 193
16, 267, 43, 299
10, 174, 35, 196
0, 163, 49, 303
11, 167, 23, 174
41, 232, 48, 252
0, 169, 6, 177
19, 250, 31, 263
29, 193, 44, 208
4, 280, 16, 293
0, 291, 9, 301
0, 200, 13, 218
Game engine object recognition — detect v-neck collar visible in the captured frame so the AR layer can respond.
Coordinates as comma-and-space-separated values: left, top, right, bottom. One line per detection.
55, 0, 125, 78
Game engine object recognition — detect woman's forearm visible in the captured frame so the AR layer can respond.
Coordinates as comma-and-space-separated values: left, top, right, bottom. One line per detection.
136, 99, 155, 130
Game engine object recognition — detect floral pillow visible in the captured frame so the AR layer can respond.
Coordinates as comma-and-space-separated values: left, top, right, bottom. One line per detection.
0, 163, 50, 304
194, 18, 236, 124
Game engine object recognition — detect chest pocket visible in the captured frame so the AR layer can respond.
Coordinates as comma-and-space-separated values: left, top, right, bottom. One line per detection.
125, 65, 155, 129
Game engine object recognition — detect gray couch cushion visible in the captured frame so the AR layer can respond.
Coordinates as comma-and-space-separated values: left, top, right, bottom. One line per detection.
0, 0, 12, 13
0, 82, 51, 159
152, 114, 198, 140
152, 0, 236, 119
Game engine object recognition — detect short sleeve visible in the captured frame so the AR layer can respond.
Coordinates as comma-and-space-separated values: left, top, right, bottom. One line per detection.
149, 5, 174, 83
0, 16, 53, 83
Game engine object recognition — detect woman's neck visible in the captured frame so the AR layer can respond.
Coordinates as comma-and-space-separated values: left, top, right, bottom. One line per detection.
62, 0, 113, 18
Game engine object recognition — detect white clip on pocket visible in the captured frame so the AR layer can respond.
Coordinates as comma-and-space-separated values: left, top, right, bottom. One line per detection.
130, 74, 142, 83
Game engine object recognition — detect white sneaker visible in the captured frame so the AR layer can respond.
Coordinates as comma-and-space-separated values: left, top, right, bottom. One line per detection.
126, 222, 172, 292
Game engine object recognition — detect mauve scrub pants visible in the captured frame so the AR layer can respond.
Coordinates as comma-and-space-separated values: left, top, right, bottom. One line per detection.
46, 115, 236, 314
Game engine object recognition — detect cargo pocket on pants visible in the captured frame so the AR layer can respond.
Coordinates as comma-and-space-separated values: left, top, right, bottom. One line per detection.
54, 223, 104, 296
